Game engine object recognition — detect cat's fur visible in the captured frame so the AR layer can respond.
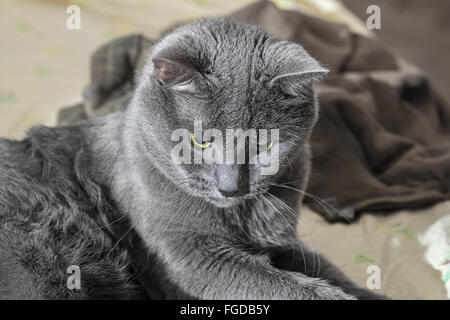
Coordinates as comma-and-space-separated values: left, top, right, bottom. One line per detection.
0, 18, 384, 299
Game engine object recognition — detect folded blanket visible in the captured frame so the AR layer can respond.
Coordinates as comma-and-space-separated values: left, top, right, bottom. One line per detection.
58, 0, 450, 221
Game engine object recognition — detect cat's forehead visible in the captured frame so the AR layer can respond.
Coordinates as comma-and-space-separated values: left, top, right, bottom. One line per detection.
149, 18, 323, 133
177, 94, 281, 133
152, 19, 276, 76
151, 17, 323, 79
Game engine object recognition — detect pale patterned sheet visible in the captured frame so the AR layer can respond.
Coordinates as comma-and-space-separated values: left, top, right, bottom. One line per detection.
0, 0, 448, 299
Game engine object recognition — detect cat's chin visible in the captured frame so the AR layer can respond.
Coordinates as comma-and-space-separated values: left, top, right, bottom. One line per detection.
207, 197, 243, 208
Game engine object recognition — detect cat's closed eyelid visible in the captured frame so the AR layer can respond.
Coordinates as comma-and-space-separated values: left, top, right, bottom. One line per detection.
190, 133, 212, 148
170, 80, 212, 99
172, 82, 197, 93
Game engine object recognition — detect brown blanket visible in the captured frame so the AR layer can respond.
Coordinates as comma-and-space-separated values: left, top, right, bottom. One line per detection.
58, 0, 450, 221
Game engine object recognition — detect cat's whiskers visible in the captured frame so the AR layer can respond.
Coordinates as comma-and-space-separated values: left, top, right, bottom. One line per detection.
265, 192, 309, 274
181, 196, 202, 234
106, 223, 135, 259
141, 197, 195, 276
266, 192, 305, 231
266, 192, 320, 279
161, 195, 193, 235
69, 213, 128, 242
261, 194, 308, 276
270, 183, 353, 223
286, 157, 294, 177
173, 179, 193, 189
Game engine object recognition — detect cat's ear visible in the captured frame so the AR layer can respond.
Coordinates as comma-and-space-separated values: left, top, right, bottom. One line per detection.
270, 67, 328, 97
267, 41, 329, 96
152, 58, 198, 92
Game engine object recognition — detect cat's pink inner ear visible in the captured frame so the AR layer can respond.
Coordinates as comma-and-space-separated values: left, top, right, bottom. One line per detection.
152, 58, 194, 86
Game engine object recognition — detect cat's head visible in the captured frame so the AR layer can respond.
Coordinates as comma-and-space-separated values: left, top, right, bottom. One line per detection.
129, 18, 327, 207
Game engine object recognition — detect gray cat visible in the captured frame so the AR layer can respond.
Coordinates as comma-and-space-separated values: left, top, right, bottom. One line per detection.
0, 18, 385, 299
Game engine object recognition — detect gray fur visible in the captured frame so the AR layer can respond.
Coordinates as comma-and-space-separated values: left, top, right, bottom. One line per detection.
0, 18, 385, 299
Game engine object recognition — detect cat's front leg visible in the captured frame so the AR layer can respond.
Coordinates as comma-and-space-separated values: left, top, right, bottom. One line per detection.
158, 234, 356, 300
270, 245, 389, 300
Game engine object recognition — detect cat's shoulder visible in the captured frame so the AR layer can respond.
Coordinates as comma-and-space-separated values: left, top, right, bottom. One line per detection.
0, 123, 86, 202
0, 123, 85, 171
0, 121, 144, 299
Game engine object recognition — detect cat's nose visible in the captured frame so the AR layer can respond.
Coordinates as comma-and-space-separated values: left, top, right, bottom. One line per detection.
219, 188, 239, 198
216, 165, 249, 198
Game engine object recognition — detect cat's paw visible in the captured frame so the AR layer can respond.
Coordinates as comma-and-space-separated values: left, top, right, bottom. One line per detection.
290, 274, 356, 300
312, 282, 357, 300
353, 289, 390, 300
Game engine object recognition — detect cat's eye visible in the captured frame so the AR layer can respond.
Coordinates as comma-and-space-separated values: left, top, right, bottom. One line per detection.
257, 141, 273, 153
190, 133, 211, 149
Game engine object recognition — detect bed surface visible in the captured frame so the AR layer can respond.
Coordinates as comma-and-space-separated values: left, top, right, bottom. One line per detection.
0, 0, 448, 299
